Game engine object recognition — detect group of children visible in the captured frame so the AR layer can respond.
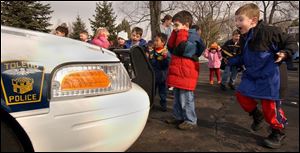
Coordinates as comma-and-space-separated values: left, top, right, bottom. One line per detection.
53, 3, 298, 149
54, 24, 147, 50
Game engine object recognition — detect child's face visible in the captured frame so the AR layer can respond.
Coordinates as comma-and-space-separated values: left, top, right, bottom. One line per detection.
210, 49, 217, 53
154, 37, 165, 49
99, 30, 107, 37
80, 33, 88, 41
165, 19, 173, 27
197, 29, 201, 36
173, 21, 189, 31
96, 29, 108, 38
55, 31, 65, 37
235, 14, 257, 34
131, 31, 141, 42
232, 34, 240, 43
148, 45, 153, 51
118, 38, 125, 45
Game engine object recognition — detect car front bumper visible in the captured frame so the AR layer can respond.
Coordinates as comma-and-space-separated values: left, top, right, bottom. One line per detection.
15, 83, 150, 152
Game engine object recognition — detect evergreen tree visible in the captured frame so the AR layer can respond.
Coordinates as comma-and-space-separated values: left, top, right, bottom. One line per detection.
116, 19, 131, 37
1, 1, 53, 33
89, 1, 117, 41
69, 15, 87, 40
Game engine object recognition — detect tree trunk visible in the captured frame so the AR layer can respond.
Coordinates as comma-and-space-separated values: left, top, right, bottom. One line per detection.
262, 1, 268, 23
269, 1, 278, 25
149, 1, 161, 40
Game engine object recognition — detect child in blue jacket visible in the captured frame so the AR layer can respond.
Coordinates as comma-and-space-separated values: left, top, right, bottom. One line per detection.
229, 3, 298, 149
149, 33, 171, 112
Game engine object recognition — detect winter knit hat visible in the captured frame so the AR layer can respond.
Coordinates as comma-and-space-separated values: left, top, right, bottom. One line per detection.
210, 42, 218, 49
117, 31, 128, 40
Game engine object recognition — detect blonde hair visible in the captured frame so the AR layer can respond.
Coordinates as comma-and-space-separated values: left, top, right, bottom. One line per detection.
235, 3, 260, 19
96, 27, 109, 37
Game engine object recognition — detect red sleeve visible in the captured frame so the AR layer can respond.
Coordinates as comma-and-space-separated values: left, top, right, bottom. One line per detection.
175, 29, 189, 47
167, 30, 177, 49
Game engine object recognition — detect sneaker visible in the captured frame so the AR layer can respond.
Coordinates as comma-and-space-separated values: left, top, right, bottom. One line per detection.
165, 118, 184, 125
228, 83, 236, 90
262, 128, 286, 149
177, 121, 197, 130
249, 107, 264, 131
220, 84, 227, 91
210, 80, 214, 85
217, 81, 221, 84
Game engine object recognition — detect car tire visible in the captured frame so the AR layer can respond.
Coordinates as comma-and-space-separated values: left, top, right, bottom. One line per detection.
1, 120, 25, 152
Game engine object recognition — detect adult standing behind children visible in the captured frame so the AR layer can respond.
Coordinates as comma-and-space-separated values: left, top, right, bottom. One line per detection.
228, 3, 298, 149
220, 29, 241, 90
165, 10, 206, 130
160, 14, 173, 40
149, 33, 171, 112
92, 27, 110, 49
124, 27, 147, 49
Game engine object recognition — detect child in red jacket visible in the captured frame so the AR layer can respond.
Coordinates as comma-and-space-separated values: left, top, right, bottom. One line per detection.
165, 11, 206, 130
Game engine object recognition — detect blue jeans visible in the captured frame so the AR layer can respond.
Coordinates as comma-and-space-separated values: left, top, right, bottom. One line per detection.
156, 82, 167, 108
221, 65, 238, 85
172, 88, 197, 125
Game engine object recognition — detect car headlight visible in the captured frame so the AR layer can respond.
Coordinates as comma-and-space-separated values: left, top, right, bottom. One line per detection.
51, 62, 131, 100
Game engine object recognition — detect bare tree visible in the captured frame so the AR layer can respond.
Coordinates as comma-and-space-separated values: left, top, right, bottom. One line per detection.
149, 1, 161, 40
119, 1, 177, 40
259, 1, 299, 25
178, 1, 236, 46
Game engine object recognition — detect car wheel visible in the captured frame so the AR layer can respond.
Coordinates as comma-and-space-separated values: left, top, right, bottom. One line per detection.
1, 120, 25, 152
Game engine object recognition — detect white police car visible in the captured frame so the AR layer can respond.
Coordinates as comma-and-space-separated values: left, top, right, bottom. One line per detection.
1, 26, 152, 152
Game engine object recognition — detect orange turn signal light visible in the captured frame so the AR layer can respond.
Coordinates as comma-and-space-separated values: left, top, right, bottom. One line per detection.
61, 70, 111, 91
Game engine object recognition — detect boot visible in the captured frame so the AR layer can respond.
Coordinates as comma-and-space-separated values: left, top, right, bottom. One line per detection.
228, 82, 236, 90
220, 83, 227, 91
249, 107, 264, 131
262, 128, 286, 149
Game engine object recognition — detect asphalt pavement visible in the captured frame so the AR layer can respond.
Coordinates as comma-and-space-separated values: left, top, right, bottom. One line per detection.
128, 62, 299, 152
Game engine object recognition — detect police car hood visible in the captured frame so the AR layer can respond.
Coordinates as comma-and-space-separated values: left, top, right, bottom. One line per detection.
1, 26, 119, 73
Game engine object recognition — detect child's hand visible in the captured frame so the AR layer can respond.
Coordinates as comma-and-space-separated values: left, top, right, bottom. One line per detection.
217, 46, 222, 51
149, 54, 154, 59
162, 52, 168, 59
275, 51, 287, 63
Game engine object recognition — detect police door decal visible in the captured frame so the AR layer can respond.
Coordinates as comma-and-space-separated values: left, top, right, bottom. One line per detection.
1, 61, 49, 112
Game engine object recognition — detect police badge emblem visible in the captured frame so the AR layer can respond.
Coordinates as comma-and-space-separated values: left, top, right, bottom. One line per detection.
1, 61, 45, 106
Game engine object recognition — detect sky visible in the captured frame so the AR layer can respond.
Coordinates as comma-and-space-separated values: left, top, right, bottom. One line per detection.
43, 1, 152, 40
